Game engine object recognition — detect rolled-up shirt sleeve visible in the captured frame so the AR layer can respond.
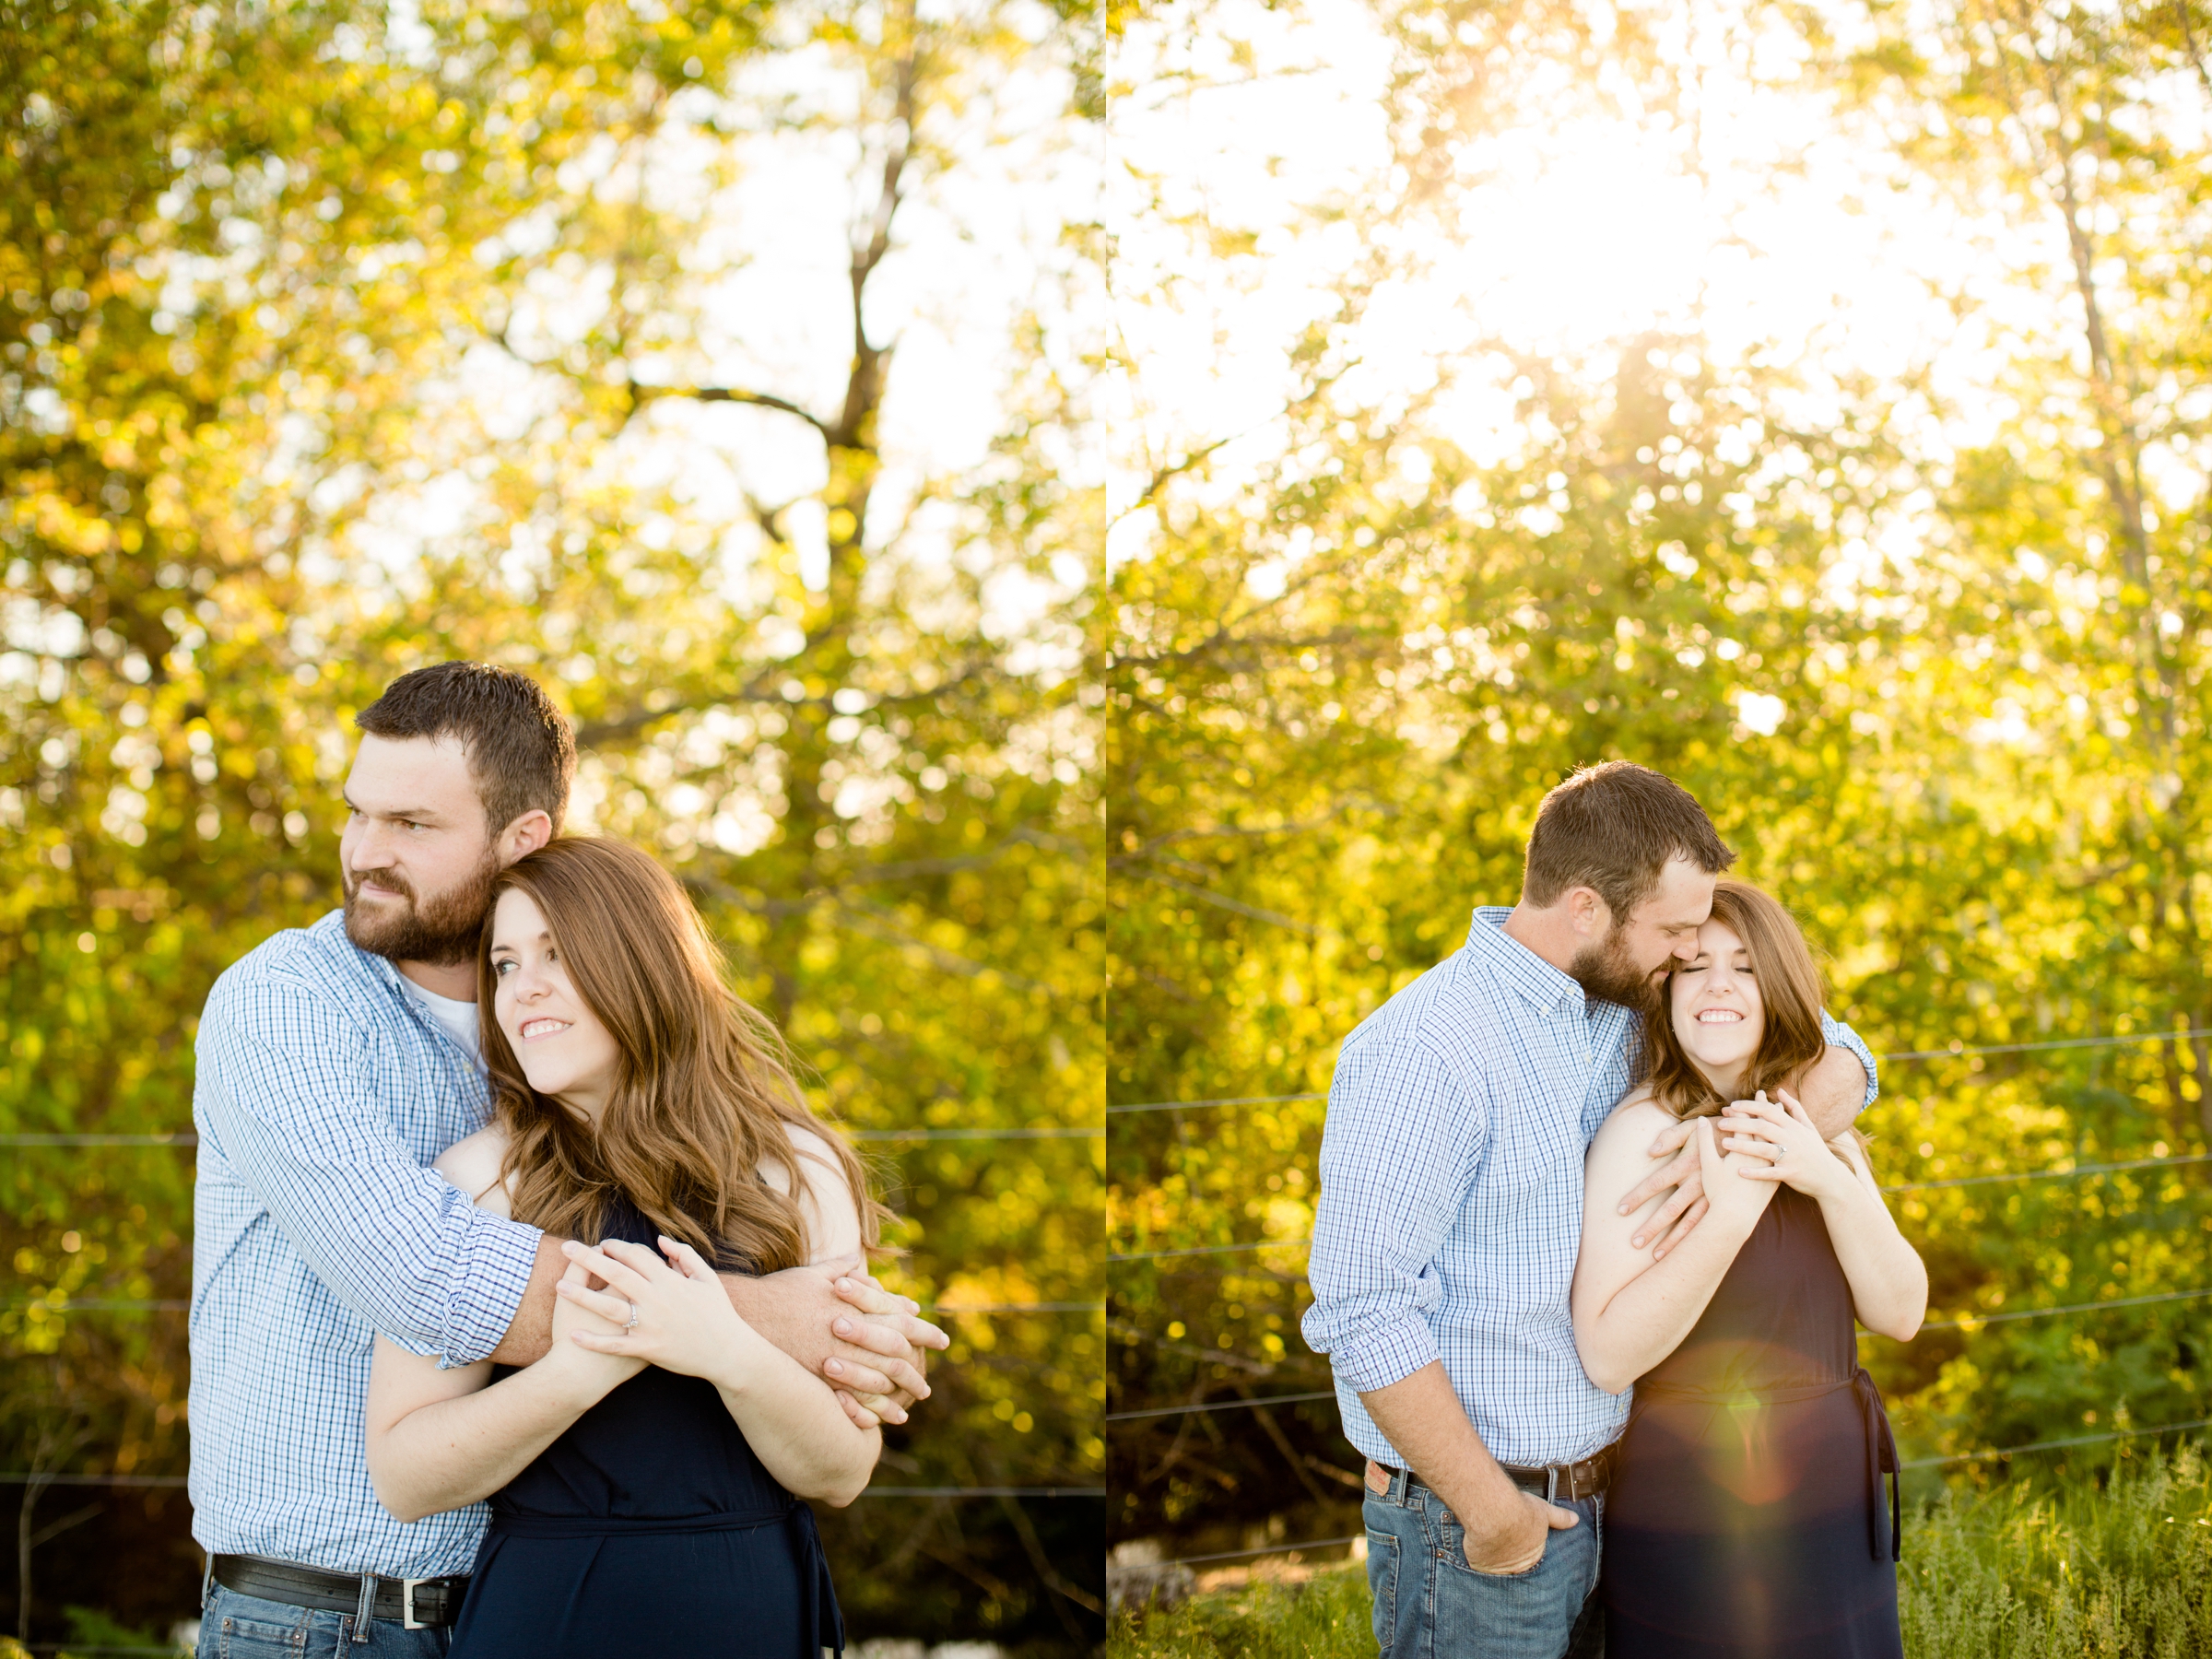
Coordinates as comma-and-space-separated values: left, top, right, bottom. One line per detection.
197, 969, 541, 1366
1821, 1012, 1880, 1110
1301, 1035, 1486, 1394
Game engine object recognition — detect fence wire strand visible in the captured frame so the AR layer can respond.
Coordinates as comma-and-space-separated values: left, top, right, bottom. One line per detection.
0, 1124, 1101, 1148
1109, 1027, 2212, 1115
1111, 1148, 2212, 1262
1126, 1416, 2212, 1575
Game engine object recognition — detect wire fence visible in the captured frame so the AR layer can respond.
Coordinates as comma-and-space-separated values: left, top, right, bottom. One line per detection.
1106, 1036, 2212, 1538
0, 1138, 1105, 1529
1103, 1283, 2212, 1424
1106, 1027, 2212, 1115
1121, 1416, 2212, 1576
1108, 1149, 2212, 1263
0, 1472, 1104, 1499
0, 1125, 1102, 1147
0, 1298, 1105, 1315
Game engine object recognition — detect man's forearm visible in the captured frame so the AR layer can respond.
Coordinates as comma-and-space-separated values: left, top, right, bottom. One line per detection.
1358, 1361, 1521, 1525
1796, 1047, 1867, 1139
485, 1234, 567, 1368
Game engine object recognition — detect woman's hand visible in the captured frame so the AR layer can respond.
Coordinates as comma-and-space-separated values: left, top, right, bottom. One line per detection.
547, 1257, 649, 1398
559, 1236, 753, 1386
1695, 1114, 1775, 1236
1720, 1089, 1849, 1201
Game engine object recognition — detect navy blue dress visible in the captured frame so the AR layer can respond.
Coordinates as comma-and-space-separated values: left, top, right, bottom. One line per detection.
1601, 1183, 1902, 1658
445, 1195, 844, 1658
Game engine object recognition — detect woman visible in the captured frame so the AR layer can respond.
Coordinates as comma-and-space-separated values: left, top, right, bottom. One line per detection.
363, 836, 886, 1657
1571, 879, 1925, 1658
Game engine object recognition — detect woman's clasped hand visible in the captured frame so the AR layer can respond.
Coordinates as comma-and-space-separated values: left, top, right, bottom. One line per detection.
556, 1235, 755, 1382
1688, 1113, 1778, 1234
546, 1257, 646, 1396
1716, 1088, 1860, 1199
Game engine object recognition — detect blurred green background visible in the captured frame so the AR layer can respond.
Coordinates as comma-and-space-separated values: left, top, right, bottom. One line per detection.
2, 0, 1102, 1649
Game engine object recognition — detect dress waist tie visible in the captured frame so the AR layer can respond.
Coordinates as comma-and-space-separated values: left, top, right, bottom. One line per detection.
1852, 1365, 1902, 1564
791, 1500, 846, 1656
1632, 1367, 1901, 1562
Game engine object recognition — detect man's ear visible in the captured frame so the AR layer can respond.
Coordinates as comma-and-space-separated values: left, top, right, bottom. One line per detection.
1566, 886, 1612, 939
498, 808, 555, 864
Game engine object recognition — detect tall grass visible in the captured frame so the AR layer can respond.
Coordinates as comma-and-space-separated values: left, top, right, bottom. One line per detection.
1897, 1442, 2212, 1658
1111, 1441, 2212, 1659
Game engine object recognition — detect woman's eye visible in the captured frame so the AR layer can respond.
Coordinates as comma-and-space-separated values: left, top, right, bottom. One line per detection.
493, 959, 514, 976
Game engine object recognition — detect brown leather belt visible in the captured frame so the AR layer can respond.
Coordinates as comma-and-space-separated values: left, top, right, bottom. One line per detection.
1366, 1439, 1619, 1505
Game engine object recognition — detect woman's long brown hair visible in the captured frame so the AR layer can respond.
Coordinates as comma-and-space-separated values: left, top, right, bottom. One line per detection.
477, 836, 886, 1272
1643, 879, 1833, 1124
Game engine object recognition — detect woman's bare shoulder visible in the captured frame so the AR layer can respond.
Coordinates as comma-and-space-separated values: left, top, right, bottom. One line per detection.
433, 1124, 512, 1210
1589, 1090, 1675, 1158
757, 1120, 863, 1262
756, 1121, 840, 1194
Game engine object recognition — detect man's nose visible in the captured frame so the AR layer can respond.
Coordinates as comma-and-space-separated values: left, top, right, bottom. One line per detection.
348, 822, 395, 866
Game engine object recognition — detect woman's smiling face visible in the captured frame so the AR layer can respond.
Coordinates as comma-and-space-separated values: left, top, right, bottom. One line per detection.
489, 887, 622, 1119
1668, 918, 1765, 1083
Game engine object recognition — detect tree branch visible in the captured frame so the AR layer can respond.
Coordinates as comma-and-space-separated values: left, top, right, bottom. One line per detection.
628, 382, 834, 443
571, 659, 1004, 749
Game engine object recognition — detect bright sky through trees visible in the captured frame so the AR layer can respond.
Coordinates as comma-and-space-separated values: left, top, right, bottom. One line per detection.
1106, 0, 2210, 584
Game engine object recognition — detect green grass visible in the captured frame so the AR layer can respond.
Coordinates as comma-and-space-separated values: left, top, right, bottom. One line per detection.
1896, 1443, 2212, 1658
1111, 1561, 1372, 1659
1111, 1442, 2212, 1659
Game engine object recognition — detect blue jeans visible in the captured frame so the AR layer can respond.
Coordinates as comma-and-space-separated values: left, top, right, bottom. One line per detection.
1363, 1467, 1604, 1659
201, 1583, 453, 1659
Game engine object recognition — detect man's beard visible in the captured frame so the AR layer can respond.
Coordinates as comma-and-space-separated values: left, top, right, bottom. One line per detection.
1568, 923, 1664, 1017
343, 853, 500, 967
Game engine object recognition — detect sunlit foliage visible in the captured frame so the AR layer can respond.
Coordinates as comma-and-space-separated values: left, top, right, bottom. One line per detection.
1106, 0, 2212, 1564
2, 0, 1102, 1645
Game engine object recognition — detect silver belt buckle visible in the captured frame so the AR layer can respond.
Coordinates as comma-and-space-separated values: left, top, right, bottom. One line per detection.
401, 1579, 431, 1630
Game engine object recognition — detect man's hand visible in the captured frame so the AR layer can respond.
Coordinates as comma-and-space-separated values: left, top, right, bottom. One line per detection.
1461, 1489, 1578, 1576
724, 1255, 949, 1424
1618, 1114, 1708, 1258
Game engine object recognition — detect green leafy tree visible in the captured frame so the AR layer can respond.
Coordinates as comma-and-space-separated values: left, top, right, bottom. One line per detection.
1105, 0, 2212, 1562
3, 0, 1101, 1644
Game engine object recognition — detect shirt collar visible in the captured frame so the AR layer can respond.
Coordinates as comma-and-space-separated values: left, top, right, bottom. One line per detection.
1465, 904, 1585, 1017
313, 908, 444, 1008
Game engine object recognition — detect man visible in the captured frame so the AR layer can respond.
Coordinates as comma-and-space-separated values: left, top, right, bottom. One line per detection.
190, 662, 946, 1652
1300, 761, 1877, 1659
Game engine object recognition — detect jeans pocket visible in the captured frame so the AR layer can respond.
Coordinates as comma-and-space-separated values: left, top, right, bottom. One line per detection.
1364, 1524, 1401, 1656
1431, 1502, 1543, 1581
211, 1588, 311, 1659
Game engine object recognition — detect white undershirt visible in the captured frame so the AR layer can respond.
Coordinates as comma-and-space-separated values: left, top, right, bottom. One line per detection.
399, 975, 482, 1063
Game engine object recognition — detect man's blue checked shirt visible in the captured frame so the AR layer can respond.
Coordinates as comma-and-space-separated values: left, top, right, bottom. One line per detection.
190, 910, 543, 1576
1300, 906, 1878, 1470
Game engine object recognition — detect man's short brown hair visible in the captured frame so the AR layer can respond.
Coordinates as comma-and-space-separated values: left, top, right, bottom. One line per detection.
1521, 760, 1734, 921
356, 663, 576, 837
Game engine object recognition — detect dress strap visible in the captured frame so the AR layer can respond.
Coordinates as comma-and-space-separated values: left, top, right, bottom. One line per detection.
1851, 1367, 1902, 1562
